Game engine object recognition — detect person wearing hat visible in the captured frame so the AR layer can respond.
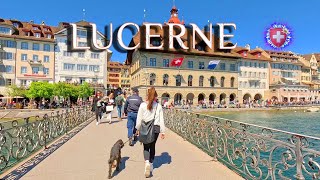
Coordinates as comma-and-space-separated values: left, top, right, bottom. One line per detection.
124, 87, 143, 146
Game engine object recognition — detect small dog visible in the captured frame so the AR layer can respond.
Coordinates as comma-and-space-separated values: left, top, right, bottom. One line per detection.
108, 139, 124, 179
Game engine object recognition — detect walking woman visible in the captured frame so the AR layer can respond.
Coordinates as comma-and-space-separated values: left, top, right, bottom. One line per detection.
136, 87, 165, 178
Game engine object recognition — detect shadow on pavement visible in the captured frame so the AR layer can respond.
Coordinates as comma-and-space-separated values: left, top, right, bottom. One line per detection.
153, 152, 172, 169
112, 156, 130, 177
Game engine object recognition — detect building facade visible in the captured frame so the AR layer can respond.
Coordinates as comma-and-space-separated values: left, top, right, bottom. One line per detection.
54, 21, 112, 87
120, 65, 130, 89
107, 61, 122, 89
234, 47, 271, 104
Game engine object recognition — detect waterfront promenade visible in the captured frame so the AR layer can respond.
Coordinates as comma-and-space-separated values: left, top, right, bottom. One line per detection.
5, 110, 242, 180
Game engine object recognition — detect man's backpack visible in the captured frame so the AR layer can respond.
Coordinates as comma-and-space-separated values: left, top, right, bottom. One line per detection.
116, 96, 123, 106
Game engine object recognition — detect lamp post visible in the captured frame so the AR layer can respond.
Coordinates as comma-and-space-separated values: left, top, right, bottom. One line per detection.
94, 69, 99, 96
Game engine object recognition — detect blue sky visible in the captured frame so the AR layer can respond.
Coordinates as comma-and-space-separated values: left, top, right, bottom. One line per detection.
1, 0, 319, 62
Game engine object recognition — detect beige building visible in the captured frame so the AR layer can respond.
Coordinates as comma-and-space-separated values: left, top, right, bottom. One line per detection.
120, 65, 130, 89
0, 18, 56, 89
107, 61, 122, 89
126, 6, 241, 106
233, 46, 271, 104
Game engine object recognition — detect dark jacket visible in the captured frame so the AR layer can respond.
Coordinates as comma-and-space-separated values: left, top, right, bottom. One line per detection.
124, 94, 143, 114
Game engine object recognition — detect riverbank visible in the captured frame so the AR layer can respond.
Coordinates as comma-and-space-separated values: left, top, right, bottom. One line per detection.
190, 104, 320, 113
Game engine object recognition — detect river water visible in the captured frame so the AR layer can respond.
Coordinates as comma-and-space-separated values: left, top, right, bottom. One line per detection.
206, 109, 320, 138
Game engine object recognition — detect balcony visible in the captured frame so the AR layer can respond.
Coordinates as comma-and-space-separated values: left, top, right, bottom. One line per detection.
28, 59, 42, 65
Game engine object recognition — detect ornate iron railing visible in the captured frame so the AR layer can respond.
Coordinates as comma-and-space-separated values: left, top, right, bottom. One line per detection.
0, 106, 94, 174
164, 109, 320, 180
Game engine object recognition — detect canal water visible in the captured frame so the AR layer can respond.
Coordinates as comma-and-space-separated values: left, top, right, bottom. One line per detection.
206, 109, 320, 138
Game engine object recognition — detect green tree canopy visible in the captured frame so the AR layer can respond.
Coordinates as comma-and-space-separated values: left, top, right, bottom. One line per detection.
78, 82, 94, 99
26, 82, 53, 99
6, 85, 27, 98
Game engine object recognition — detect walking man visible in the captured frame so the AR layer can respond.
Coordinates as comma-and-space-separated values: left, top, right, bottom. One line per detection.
115, 92, 125, 121
124, 87, 142, 146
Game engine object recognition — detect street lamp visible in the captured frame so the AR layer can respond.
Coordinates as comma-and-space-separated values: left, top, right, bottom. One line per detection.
94, 69, 99, 96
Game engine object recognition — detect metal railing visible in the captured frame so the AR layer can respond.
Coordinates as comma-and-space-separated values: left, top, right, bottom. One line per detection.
0, 106, 94, 174
164, 109, 320, 180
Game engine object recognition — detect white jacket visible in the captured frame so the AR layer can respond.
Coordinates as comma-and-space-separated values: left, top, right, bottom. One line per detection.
136, 102, 166, 133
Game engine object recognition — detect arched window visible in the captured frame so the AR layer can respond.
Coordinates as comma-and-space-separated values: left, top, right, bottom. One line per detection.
188, 75, 193, 86
199, 76, 204, 87
149, 73, 156, 85
163, 74, 169, 86
230, 77, 235, 87
210, 76, 215, 87
176, 75, 182, 86
221, 77, 225, 87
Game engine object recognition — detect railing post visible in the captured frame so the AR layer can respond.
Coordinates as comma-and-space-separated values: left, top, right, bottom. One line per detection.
294, 136, 305, 180
212, 125, 218, 162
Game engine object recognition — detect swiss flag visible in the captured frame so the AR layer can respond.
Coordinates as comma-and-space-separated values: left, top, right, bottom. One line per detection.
170, 57, 184, 67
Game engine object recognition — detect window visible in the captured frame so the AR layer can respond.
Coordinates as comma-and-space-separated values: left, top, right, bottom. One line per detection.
176, 75, 182, 86
220, 63, 226, 70
0, 40, 16, 48
5, 79, 12, 86
20, 80, 27, 86
21, 67, 27, 74
44, 68, 49, 75
47, 34, 52, 39
262, 82, 266, 89
151, 38, 161, 46
188, 75, 193, 86
221, 77, 225, 87
89, 65, 99, 72
33, 43, 40, 51
79, 77, 86, 84
44, 56, 49, 62
163, 59, 169, 67
63, 63, 75, 70
78, 52, 85, 58
199, 62, 205, 69
33, 55, 39, 61
149, 58, 156, 66
244, 71, 247, 77
245, 62, 248, 67
239, 81, 242, 88
264, 63, 267, 68
0, 27, 10, 34
2, 52, 13, 60
21, 54, 27, 61
44, 44, 50, 51
21, 42, 28, 49
188, 61, 193, 69
6, 65, 13, 73
149, 73, 156, 85
230, 64, 236, 71
254, 62, 257, 68
210, 76, 215, 87
34, 33, 41, 38
77, 64, 88, 71
163, 74, 169, 86
78, 42, 87, 47
32, 67, 39, 74
77, 30, 87, 37
199, 76, 204, 87
65, 77, 72, 82
63, 51, 72, 57
91, 53, 100, 59
231, 77, 235, 87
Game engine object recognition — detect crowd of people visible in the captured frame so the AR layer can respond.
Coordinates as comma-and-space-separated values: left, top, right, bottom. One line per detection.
91, 87, 166, 178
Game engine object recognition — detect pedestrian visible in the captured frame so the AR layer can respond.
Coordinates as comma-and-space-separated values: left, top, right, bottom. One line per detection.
136, 87, 165, 178
115, 92, 125, 121
105, 94, 115, 124
93, 93, 103, 125
124, 87, 143, 146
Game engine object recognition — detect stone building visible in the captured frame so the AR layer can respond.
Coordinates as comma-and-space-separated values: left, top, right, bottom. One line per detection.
126, 6, 241, 106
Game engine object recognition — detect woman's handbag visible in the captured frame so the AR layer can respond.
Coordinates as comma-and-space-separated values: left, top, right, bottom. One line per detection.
106, 105, 114, 112
139, 103, 158, 144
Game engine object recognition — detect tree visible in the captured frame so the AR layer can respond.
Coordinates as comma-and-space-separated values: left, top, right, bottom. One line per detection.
78, 82, 94, 99
6, 85, 27, 98
26, 82, 53, 100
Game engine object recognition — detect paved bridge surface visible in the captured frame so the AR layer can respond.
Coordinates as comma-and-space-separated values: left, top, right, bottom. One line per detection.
17, 110, 242, 180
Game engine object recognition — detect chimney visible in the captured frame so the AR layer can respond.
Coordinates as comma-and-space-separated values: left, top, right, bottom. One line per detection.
41, 21, 45, 25
30, 20, 34, 24
245, 44, 250, 51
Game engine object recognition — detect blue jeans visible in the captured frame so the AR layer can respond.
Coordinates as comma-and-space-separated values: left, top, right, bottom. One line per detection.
127, 112, 137, 138
117, 105, 122, 118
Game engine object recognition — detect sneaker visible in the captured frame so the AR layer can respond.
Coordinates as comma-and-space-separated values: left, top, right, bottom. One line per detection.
144, 161, 151, 178
96, 122, 99, 125
109, 120, 112, 124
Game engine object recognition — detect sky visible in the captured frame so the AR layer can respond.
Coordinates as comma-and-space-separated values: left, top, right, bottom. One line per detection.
1, 0, 320, 62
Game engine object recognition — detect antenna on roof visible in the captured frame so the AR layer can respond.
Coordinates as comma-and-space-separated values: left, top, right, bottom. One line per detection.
82, 9, 86, 21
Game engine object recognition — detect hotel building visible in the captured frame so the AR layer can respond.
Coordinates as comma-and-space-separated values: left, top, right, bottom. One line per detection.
107, 61, 122, 89
0, 19, 56, 93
